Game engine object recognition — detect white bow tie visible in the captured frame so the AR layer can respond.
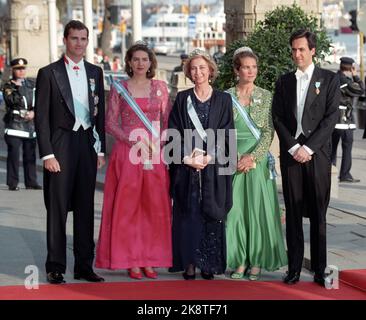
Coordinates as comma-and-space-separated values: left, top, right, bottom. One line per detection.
295, 69, 309, 80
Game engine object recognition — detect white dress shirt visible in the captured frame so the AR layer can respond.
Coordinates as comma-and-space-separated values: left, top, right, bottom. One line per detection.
288, 63, 315, 156
64, 56, 90, 131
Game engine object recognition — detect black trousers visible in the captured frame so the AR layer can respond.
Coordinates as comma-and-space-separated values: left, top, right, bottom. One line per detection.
280, 145, 331, 275
44, 128, 97, 274
4, 135, 38, 188
331, 129, 353, 180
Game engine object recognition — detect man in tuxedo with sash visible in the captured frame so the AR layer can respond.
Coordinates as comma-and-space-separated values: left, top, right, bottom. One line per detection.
272, 30, 340, 287
35, 20, 106, 284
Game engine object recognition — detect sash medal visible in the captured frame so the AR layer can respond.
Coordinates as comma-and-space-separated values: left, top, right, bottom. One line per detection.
89, 78, 99, 116
89, 78, 101, 153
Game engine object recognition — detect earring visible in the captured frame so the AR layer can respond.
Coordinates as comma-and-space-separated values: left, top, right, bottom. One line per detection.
236, 74, 239, 81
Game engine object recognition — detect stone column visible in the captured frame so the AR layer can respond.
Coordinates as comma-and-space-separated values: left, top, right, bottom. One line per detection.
48, 0, 58, 63
224, 0, 323, 44
83, 0, 94, 63
9, 0, 51, 77
132, 0, 142, 42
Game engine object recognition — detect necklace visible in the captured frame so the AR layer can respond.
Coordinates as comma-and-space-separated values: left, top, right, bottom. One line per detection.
236, 86, 253, 101
193, 86, 213, 102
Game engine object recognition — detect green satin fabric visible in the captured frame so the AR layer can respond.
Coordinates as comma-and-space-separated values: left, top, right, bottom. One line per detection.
226, 107, 287, 271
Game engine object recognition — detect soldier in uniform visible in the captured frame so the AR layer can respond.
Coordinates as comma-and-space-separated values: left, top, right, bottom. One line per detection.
2, 58, 42, 191
331, 57, 364, 183
170, 53, 189, 85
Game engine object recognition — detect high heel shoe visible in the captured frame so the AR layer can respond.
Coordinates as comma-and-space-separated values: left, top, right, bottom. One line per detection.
248, 267, 261, 281
201, 271, 214, 280
128, 268, 142, 280
143, 268, 158, 279
182, 271, 196, 280
230, 266, 250, 279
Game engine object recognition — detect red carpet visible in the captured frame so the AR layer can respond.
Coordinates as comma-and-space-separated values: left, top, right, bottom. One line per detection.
0, 278, 365, 300
340, 269, 366, 292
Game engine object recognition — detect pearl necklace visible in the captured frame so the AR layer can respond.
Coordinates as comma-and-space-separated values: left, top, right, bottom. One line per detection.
194, 86, 213, 102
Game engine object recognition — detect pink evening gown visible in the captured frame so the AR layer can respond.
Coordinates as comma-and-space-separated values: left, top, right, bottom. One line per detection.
95, 79, 172, 269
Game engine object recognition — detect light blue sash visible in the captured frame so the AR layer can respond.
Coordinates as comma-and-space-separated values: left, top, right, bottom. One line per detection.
228, 92, 277, 180
109, 76, 159, 138
187, 95, 207, 143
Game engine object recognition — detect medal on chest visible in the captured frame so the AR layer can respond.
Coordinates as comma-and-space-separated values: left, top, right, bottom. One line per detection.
315, 81, 321, 95
89, 78, 99, 116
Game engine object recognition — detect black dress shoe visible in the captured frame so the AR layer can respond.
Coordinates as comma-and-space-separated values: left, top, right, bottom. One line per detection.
74, 271, 105, 282
8, 186, 20, 191
26, 185, 43, 190
283, 271, 300, 285
182, 271, 196, 280
339, 177, 360, 183
47, 271, 65, 284
201, 271, 214, 280
313, 273, 326, 287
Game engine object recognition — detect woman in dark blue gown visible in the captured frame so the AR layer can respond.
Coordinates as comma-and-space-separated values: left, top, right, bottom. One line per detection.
167, 49, 235, 280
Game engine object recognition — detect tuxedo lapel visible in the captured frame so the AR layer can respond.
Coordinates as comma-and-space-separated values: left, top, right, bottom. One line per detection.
304, 67, 322, 112
84, 61, 96, 116
52, 59, 75, 115
287, 72, 297, 117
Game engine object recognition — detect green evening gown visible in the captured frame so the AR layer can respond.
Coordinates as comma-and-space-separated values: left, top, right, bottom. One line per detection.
226, 86, 287, 272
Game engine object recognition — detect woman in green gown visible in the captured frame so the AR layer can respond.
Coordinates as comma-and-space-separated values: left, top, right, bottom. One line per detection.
226, 47, 287, 280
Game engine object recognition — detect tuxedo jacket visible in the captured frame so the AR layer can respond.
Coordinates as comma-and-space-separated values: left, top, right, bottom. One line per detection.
34, 57, 106, 158
272, 66, 340, 159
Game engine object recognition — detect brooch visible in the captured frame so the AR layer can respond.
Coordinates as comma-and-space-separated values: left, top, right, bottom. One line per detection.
156, 89, 162, 96
315, 81, 321, 95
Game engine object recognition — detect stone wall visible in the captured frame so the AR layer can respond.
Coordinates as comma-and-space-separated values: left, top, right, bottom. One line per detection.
224, 0, 323, 44
9, 0, 51, 78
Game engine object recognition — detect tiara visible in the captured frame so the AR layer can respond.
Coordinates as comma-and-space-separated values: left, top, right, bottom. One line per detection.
134, 40, 148, 46
188, 48, 212, 60
233, 46, 253, 58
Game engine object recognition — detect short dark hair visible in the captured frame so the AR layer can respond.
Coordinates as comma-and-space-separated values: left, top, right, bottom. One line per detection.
64, 20, 89, 39
340, 63, 353, 72
124, 43, 157, 79
289, 29, 316, 50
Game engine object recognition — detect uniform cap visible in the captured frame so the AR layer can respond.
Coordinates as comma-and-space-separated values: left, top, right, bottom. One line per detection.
340, 57, 355, 65
10, 58, 28, 69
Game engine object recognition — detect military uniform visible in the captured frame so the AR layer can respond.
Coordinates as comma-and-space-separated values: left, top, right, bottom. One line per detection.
170, 53, 188, 85
331, 57, 365, 182
2, 58, 41, 190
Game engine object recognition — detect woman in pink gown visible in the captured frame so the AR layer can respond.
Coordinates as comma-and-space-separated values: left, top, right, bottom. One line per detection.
95, 42, 172, 279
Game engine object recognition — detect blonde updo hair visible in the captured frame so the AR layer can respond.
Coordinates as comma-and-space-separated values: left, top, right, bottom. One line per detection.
183, 48, 218, 83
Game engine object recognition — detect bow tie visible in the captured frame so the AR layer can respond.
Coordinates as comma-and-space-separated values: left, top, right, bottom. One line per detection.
295, 69, 308, 80
73, 66, 80, 70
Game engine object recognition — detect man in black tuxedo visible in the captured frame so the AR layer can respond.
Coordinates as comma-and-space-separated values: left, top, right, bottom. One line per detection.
35, 20, 106, 284
272, 30, 340, 287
